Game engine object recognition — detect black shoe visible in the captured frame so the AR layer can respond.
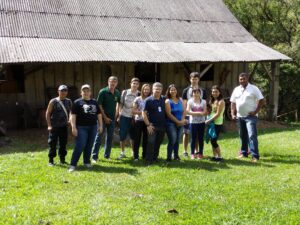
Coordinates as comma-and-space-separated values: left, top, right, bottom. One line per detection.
210, 157, 218, 161
59, 160, 68, 165
166, 158, 172, 162
174, 157, 181, 161
48, 158, 54, 166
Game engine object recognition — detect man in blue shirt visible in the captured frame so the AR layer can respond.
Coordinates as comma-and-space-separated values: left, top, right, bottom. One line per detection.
142, 82, 166, 165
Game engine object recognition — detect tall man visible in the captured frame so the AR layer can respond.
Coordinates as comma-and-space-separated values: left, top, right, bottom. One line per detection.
230, 73, 265, 163
45, 85, 72, 166
143, 82, 166, 165
182, 72, 206, 157
92, 76, 120, 161
118, 78, 140, 159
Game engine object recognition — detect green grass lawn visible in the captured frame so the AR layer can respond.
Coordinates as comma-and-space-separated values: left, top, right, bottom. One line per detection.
0, 127, 299, 224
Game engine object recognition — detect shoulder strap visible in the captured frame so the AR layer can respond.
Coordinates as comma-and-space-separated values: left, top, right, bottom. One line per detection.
56, 97, 69, 120
121, 89, 128, 105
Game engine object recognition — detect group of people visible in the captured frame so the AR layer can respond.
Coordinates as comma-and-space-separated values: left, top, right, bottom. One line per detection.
45, 71, 265, 172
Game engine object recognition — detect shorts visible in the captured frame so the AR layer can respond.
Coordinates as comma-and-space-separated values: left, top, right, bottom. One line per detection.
183, 116, 190, 134
119, 115, 135, 141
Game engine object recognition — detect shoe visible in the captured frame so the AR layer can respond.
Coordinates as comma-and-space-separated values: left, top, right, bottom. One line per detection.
237, 154, 247, 159
91, 159, 97, 164
210, 157, 217, 161
59, 160, 68, 165
68, 166, 76, 172
104, 156, 111, 160
48, 159, 54, 166
216, 157, 224, 162
166, 158, 172, 162
174, 157, 181, 161
251, 158, 258, 163
198, 154, 204, 159
84, 164, 93, 168
183, 152, 188, 157
117, 153, 126, 159
134, 158, 139, 161
191, 154, 195, 160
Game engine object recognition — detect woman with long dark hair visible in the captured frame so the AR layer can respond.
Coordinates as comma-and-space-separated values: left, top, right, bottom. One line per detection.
205, 85, 225, 161
165, 84, 187, 161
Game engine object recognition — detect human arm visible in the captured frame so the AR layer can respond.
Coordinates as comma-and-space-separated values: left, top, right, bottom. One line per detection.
248, 98, 265, 116
99, 105, 112, 124
45, 100, 54, 131
231, 102, 237, 120
97, 113, 103, 134
70, 114, 77, 137
142, 110, 155, 135
205, 100, 225, 124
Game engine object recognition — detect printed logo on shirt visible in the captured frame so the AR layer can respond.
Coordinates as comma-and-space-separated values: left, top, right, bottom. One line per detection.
82, 104, 97, 114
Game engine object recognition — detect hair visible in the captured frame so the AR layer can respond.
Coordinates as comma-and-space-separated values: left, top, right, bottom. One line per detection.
108, 76, 118, 81
209, 85, 223, 106
191, 88, 201, 97
190, 72, 200, 79
165, 84, 179, 99
152, 82, 163, 89
239, 72, 249, 78
141, 83, 151, 98
131, 77, 140, 83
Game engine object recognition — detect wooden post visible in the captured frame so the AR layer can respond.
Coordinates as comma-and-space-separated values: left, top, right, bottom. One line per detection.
269, 62, 280, 121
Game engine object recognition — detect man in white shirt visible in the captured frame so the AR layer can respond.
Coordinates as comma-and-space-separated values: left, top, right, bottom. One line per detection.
230, 73, 265, 162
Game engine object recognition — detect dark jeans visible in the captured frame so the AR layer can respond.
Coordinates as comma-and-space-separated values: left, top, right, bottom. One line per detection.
237, 116, 259, 159
211, 125, 222, 148
166, 123, 182, 160
190, 123, 205, 155
48, 126, 68, 160
71, 125, 98, 166
133, 120, 148, 160
92, 120, 115, 159
146, 127, 165, 163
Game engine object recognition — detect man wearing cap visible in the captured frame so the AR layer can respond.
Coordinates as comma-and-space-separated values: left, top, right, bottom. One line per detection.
92, 76, 121, 161
46, 85, 72, 166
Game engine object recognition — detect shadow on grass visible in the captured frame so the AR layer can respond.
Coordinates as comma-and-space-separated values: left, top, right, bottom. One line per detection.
74, 164, 139, 175
109, 157, 275, 171
260, 153, 300, 165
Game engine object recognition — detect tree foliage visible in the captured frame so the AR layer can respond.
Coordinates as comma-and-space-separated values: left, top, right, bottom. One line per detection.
224, 0, 300, 120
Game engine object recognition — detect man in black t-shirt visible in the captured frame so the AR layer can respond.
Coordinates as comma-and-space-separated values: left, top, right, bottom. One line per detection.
182, 72, 206, 157
45, 85, 72, 166
143, 82, 166, 165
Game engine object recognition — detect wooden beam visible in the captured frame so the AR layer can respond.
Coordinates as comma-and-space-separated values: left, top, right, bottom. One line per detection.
268, 62, 280, 121
261, 62, 273, 81
181, 62, 192, 83
199, 64, 213, 78
249, 62, 258, 78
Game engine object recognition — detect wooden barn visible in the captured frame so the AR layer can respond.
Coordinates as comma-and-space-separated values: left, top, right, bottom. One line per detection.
0, 0, 290, 128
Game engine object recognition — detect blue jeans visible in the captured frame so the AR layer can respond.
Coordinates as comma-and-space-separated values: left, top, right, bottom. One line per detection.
166, 123, 182, 160
237, 116, 259, 159
71, 125, 98, 166
92, 120, 115, 159
190, 123, 205, 155
146, 127, 165, 163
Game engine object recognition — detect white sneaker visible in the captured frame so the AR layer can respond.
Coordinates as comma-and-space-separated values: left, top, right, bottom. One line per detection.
91, 159, 97, 164
84, 163, 93, 168
68, 166, 76, 172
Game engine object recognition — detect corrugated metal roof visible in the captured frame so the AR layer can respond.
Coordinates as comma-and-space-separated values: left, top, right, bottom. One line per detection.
0, 0, 238, 23
0, 11, 254, 43
0, 38, 291, 63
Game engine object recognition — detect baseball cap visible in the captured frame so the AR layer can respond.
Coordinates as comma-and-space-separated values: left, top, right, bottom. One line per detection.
58, 85, 68, 91
81, 84, 91, 90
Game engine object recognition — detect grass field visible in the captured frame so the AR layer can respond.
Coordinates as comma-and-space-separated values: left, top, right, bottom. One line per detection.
0, 126, 299, 224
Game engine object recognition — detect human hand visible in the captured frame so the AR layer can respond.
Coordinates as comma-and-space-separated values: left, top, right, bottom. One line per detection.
98, 126, 103, 134
147, 125, 155, 135
72, 128, 78, 137
248, 111, 256, 116
47, 126, 52, 131
104, 117, 112, 124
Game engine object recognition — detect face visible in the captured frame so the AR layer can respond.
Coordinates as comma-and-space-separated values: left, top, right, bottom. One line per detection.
153, 86, 162, 97
211, 88, 220, 99
58, 89, 68, 98
190, 77, 199, 86
131, 81, 139, 90
192, 91, 200, 98
81, 88, 91, 99
239, 75, 248, 87
108, 78, 118, 89
143, 86, 151, 97
169, 87, 177, 97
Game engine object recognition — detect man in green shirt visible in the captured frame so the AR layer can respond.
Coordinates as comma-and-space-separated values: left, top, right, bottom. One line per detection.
92, 76, 120, 161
